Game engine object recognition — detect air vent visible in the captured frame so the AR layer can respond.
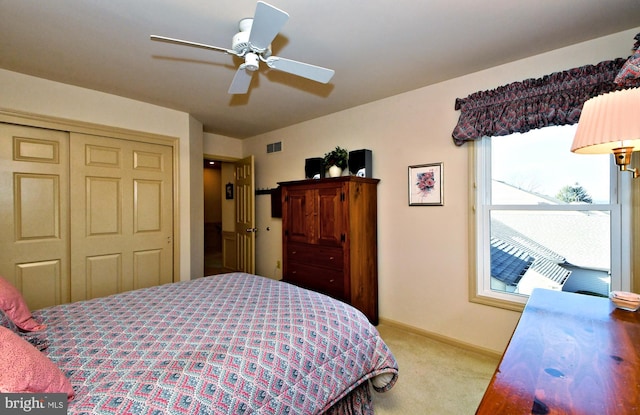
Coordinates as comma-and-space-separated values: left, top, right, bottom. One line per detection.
267, 141, 282, 153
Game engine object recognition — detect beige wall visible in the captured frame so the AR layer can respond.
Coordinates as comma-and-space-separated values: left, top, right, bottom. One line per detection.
0, 69, 203, 281
188, 115, 204, 279
234, 27, 640, 353
204, 133, 243, 158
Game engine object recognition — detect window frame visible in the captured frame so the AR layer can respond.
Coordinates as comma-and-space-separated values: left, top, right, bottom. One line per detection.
469, 133, 632, 311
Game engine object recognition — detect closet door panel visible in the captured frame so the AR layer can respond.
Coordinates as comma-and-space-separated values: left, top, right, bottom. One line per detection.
130, 145, 174, 290
16, 260, 61, 311
0, 124, 70, 309
86, 253, 122, 299
15, 173, 60, 239
70, 133, 174, 302
87, 176, 122, 235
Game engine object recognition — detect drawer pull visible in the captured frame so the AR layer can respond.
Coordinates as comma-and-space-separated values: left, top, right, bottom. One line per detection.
329, 256, 334, 260
329, 279, 335, 283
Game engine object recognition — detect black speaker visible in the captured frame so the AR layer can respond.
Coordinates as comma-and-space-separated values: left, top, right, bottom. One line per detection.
305, 157, 324, 179
348, 149, 372, 178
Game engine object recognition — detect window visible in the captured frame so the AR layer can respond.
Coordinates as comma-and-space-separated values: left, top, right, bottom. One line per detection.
471, 125, 631, 309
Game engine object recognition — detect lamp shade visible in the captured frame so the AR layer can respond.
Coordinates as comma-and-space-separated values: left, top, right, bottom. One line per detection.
571, 87, 640, 154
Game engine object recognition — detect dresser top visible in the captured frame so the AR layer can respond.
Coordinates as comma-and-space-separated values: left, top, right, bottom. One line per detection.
477, 288, 640, 414
278, 176, 380, 187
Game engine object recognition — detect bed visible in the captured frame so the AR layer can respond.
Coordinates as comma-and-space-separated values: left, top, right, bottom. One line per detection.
1, 272, 398, 414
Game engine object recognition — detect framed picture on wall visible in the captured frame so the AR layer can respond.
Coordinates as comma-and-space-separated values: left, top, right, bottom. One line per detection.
408, 162, 443, 206
225, 182, 234, 200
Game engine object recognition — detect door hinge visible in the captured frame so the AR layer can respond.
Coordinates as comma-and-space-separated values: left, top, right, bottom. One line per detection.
340, 192, 345, 202
285, 195, 289, 202
341, 233, 346, 242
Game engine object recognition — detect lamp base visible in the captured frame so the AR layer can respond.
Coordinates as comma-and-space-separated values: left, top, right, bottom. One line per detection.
612, 147, 638, 178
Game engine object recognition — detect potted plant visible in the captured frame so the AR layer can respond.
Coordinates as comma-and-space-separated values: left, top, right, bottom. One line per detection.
323, 146, 348, 177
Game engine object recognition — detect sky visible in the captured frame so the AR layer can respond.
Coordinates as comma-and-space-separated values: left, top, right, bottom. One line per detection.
491, 124, 611, 203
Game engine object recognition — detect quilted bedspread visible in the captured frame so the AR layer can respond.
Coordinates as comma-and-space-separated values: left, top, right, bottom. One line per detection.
33, 273, 398, 414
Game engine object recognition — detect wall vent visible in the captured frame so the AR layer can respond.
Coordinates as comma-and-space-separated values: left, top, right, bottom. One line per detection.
266, 141, 282, 153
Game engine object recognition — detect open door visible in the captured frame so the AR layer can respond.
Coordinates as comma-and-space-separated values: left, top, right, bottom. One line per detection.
234, 156, 255, 273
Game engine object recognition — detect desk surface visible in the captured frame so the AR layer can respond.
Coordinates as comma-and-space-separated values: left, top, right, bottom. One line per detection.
476, 289, 640, 415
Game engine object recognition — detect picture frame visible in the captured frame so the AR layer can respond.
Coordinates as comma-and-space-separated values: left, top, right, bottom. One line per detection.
408, 162, 443, 206
225, 182, 234, 200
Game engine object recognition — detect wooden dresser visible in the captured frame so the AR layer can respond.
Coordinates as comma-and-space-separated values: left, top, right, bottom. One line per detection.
476, 289, 640, 414
279, 177, 379, 324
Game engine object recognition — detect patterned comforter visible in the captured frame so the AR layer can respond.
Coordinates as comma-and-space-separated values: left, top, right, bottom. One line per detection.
33, 273, 398, 414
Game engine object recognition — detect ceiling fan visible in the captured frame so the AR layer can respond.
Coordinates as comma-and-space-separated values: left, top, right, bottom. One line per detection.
150, 1, 335, 94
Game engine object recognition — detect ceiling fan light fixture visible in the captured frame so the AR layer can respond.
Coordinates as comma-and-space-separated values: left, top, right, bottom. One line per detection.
244, 53, 260, 72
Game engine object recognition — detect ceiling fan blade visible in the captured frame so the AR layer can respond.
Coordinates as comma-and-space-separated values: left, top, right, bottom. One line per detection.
248, 1, 289, 52
266, 57, 335, 84
228, 66, 254, 94
150, 35, 235, 55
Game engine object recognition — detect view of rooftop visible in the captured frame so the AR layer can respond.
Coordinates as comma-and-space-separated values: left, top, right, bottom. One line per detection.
488, 126, 612, 298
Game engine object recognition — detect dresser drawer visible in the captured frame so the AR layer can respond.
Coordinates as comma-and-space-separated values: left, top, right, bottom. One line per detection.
286, 243, 343, 270
285, 263, 346, 301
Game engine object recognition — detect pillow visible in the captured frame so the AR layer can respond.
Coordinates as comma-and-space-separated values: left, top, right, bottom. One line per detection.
0, 308, 17, 331
0, 276, 46, 331
0, 326, 74, 398
0, 308, 49, 350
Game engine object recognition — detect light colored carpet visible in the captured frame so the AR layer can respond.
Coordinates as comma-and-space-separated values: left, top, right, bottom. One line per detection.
372, 323, 500, 415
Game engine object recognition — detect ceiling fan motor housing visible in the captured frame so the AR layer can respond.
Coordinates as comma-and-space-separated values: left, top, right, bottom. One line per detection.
232, 21, 251, 53
232, 18, 271, 57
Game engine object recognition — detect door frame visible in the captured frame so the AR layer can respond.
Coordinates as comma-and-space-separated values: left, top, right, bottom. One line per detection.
0, 109, 181, 283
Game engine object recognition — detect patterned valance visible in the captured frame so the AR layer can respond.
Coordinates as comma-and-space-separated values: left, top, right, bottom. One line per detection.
452, 58, 627, 146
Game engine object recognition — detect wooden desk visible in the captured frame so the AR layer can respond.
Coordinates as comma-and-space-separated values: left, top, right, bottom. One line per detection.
476, 289, 640, 414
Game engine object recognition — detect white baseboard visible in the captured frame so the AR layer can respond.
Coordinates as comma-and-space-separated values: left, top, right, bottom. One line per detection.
378, 317, 503, 360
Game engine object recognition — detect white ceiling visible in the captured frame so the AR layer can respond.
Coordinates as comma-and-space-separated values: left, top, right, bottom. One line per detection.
1, 1, 639, 139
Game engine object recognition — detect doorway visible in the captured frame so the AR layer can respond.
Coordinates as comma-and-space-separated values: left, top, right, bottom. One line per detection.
203, 159, 225, 275
203, 156, 254, 276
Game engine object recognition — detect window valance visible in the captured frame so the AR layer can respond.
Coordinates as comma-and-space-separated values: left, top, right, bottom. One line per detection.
451, 58, 628, 146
